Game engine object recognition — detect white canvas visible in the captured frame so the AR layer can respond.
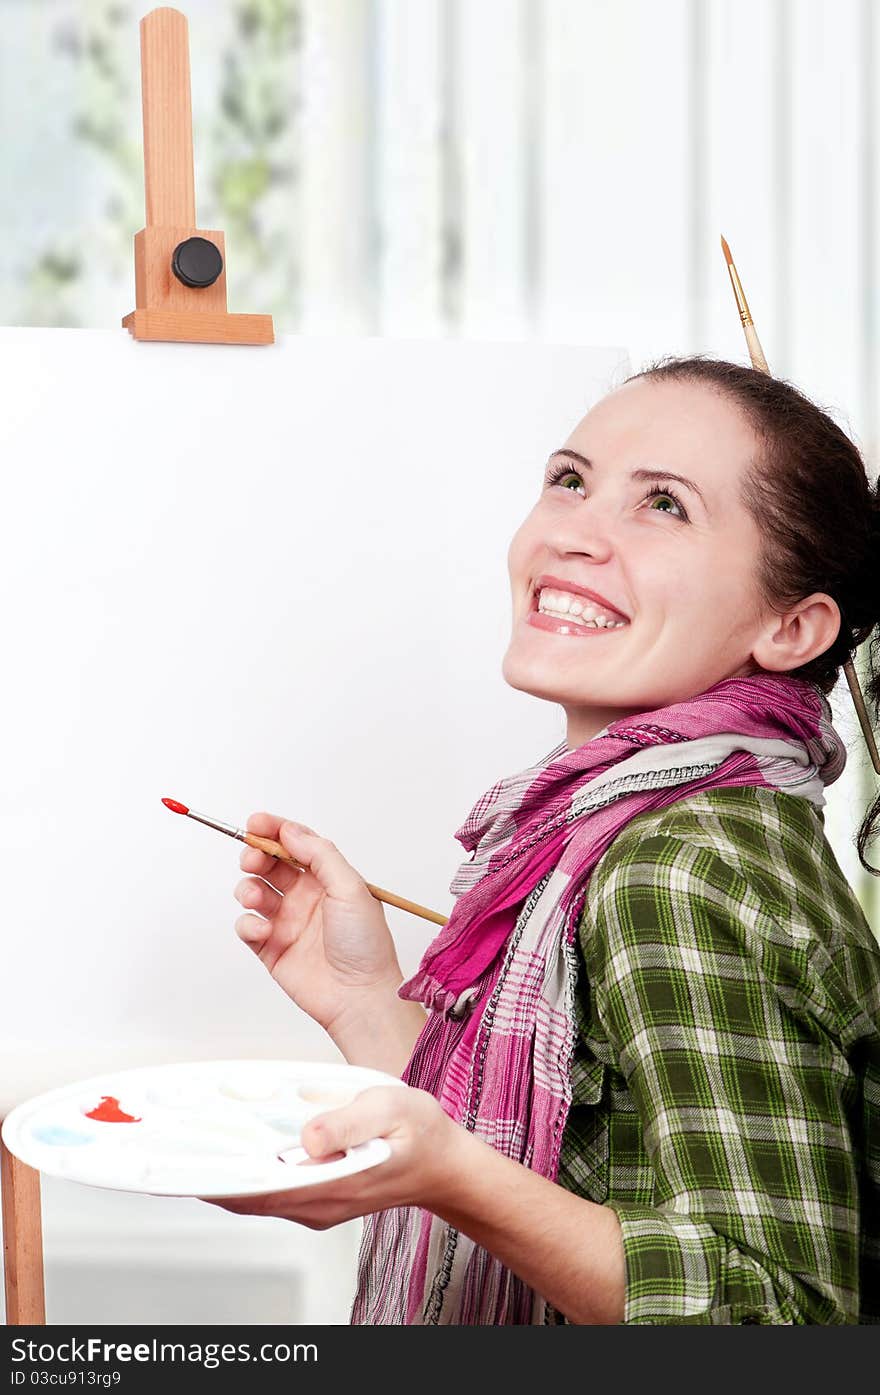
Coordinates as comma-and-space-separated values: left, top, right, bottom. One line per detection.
0, 327, 629, 1109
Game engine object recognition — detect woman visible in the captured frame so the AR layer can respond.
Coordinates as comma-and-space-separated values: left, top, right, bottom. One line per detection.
212, 358, 880, 1325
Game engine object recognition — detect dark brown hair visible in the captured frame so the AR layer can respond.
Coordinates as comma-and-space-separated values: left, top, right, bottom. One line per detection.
626, 355, 880, 876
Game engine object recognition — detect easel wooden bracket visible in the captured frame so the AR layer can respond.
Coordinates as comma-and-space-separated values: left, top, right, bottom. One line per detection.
122, 7, 274, 345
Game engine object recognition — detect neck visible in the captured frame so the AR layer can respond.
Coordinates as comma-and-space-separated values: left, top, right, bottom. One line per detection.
564, 704, 644, 749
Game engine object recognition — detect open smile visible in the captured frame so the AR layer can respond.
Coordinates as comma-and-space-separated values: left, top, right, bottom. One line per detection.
526, 584, 630, 638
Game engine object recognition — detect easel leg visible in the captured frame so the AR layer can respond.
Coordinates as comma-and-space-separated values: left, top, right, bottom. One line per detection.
1, 1132, 46, 1324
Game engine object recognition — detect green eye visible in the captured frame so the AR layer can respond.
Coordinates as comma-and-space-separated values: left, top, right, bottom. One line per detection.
544, 464, 584, 492
543, 463, 690, 522
644, 484, 688, 519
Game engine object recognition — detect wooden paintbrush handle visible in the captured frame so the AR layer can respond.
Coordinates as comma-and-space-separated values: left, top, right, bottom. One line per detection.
243, 833, 448, 927
245, 831, 304, 867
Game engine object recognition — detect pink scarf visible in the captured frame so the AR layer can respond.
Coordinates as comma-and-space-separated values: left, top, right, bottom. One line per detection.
350, 673, 846, 1324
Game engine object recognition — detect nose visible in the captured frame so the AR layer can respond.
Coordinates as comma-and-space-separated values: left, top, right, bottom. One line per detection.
545, 504, 616, 562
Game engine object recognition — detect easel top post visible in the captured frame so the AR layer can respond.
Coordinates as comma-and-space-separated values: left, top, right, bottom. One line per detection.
141, 7, 196, 227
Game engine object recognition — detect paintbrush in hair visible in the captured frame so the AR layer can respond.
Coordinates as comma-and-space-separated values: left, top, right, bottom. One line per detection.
162, 797, 449, 926
720, 234, 880, 775
720, 234, 770, 373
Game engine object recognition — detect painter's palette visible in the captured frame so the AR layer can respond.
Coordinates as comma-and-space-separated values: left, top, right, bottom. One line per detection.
0, 1060, 403, 1198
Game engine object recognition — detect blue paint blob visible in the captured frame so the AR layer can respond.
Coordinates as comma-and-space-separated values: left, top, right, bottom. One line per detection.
265, 1119, 301, 1143
32, 1124, 94, 1147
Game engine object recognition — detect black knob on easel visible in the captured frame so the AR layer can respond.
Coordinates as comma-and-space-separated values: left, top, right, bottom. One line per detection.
171, 236, 223, 288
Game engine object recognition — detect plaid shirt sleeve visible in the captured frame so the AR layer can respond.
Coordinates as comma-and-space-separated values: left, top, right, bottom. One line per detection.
583, 831, 863, 1325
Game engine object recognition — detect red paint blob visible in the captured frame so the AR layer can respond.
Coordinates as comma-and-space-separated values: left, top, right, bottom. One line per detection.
162, 798, 189, 815
85, 1096, 141, 1124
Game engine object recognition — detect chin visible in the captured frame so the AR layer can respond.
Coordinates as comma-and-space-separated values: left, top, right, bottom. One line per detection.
501, 654, 567, 705
501, 651, 535, 693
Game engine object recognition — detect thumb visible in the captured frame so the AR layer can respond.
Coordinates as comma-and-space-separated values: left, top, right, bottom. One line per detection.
278, 823, 368, 903
301, 1087, 394, 1157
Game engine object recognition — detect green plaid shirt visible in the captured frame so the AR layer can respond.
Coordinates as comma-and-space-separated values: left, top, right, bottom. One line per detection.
557, 784, 880, 1325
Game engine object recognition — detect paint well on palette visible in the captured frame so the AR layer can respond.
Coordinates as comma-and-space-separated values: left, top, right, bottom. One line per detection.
249, 1093, 316, 1126
155, 1115, 292, 1155
186, 1116, 275, 1142
264, 1119, 302, 1142
31, 1124, 94, 1147
84, 1096, 141, 1123
219, 1075, 279, 1101
297, 1085, 357, 1107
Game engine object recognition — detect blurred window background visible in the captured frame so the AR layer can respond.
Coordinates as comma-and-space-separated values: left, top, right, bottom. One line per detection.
1, 0, 878, 1323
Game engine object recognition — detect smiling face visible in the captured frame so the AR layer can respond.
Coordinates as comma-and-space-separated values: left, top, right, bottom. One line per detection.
502, 376, 840, 749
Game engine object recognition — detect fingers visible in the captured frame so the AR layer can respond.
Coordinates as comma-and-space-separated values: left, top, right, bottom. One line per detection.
202, 1196, 252, 1214
240, 814, 315, 892
234, 911, 272, 947
200, 1192, 346, 1228
277, 824, 367, 903
239, 846, 301, 891
234, 876, 282, 919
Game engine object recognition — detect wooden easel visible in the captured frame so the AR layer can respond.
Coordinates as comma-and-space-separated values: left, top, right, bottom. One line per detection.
1, 8, 277, 1330
1, 1134, 45, 1325
123, 7, 274, 345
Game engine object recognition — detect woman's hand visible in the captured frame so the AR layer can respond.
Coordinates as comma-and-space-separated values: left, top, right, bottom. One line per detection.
204, 1085, 628, 1324
233, 814, 426, 1071
202, 1085, 461, 1229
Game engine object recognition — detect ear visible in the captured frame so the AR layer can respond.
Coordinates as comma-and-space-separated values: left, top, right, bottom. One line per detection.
751, 593, 843, 673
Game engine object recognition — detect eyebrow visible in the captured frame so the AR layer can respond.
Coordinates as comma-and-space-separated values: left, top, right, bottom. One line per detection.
550, 448, 708, 512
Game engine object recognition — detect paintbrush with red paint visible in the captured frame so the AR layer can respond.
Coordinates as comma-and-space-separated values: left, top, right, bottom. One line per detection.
161, 798, 448, 927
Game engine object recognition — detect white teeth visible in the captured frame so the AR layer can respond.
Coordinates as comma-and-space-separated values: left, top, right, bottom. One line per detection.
536, 588, 628, 628
548, 613, 589, 623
